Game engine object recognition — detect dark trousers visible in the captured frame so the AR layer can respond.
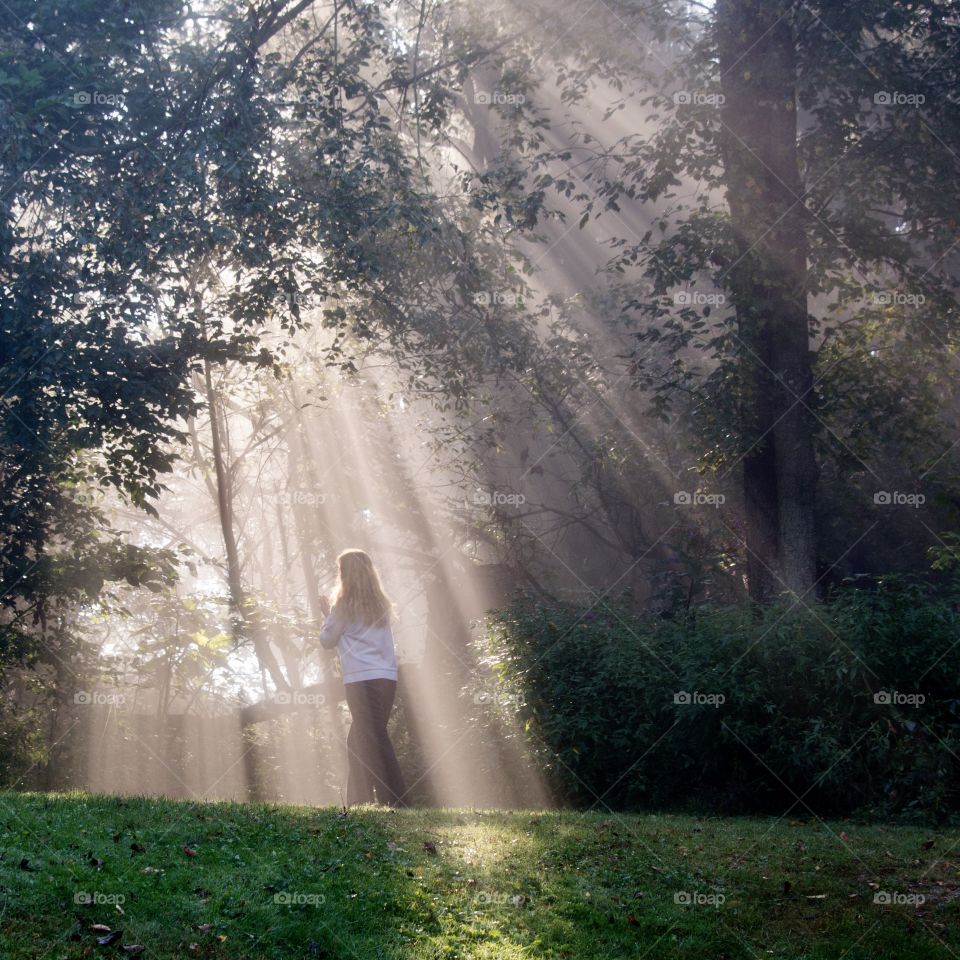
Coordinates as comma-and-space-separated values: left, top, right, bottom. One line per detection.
344, 678, 408, 807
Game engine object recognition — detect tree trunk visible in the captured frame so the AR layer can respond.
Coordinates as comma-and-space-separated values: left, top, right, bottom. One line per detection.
202, 359, 290, 689
717, 0, 819, 602
281, 393, 346, 763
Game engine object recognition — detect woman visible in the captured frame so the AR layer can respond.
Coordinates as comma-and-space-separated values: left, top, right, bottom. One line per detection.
318, 549, 408, 807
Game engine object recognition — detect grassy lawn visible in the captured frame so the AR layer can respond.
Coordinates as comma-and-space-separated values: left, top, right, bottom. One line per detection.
0, 792, 957, 958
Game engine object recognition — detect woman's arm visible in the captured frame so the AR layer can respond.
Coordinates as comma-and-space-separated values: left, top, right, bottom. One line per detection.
317, 605, 347, 650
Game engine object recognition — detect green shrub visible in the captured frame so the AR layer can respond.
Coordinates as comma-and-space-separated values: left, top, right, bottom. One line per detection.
481, 579, 960, 821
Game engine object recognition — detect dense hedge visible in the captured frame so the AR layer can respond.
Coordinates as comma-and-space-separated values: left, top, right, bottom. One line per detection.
481, 580, 960, 822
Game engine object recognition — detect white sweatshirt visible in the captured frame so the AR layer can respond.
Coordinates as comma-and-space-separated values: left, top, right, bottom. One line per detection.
318, 606, 398, 683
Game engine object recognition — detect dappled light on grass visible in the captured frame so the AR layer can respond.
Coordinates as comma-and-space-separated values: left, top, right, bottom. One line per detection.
0, 792, 957, 959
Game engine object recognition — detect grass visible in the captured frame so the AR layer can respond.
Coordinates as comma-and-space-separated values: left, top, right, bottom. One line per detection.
0, 792, 957, 958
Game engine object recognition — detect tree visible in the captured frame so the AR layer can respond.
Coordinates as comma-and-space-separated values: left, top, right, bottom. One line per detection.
500, 0, 960, 602
715, 0, 818, 601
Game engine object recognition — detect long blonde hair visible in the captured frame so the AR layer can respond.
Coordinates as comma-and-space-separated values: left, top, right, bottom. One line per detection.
332, 549, 392, 627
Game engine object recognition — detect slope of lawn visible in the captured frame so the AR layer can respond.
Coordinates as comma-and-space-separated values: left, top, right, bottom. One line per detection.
0, 791, 957, 958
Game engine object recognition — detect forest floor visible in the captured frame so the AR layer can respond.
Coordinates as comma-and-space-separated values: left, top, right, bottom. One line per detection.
0, 792, 957, 958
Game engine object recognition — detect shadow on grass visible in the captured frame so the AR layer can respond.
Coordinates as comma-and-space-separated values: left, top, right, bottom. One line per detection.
0, 792, 956, 959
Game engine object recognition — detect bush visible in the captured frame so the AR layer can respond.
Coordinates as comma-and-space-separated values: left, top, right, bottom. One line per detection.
481, 579, 960, 822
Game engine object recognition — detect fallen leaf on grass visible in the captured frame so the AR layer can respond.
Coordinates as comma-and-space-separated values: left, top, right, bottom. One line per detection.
96, 929, 123, 946
183, 846, 198, 858
121, 946, 145, 955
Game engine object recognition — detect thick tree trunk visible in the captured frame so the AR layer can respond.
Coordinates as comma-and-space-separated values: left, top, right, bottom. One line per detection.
717, 0, 819, 602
